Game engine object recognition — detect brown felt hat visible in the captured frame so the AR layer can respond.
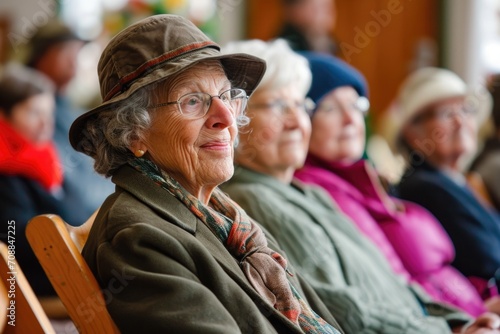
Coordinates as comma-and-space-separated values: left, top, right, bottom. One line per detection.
69, 14, 266, 151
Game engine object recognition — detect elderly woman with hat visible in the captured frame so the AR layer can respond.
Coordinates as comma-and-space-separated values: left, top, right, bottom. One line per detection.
294, 52, 500, 316
220, 41, 500, 333
393, 67, 500, 304
71, 15, 342, 334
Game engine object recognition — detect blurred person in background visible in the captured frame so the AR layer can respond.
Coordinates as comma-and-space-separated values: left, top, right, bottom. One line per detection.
24, 19, 113, 222
0, 63, 78, 319
294, 52, 500, 316
278, 0, 338, 55
220, 39, 500, 333
394, 67, 500, 301
470, 74, 500, 211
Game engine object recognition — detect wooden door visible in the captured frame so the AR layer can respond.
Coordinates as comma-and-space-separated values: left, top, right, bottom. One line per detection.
246, 0, 439, 131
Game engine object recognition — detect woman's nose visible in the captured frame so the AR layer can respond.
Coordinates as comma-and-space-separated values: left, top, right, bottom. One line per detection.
282, 105, 303, 129
340, 106, 357, 125
205, 98, 235, 129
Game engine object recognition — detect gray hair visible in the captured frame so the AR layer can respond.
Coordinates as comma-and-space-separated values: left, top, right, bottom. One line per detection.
222, 39, 312, 96
78, 60, 250, 177
78, 86, 152, 177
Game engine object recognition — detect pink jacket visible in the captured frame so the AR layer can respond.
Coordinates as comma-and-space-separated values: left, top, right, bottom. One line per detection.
295, 156, 486, 316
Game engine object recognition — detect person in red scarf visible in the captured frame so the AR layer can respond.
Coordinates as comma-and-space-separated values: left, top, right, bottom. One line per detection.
0, 64, 74, 314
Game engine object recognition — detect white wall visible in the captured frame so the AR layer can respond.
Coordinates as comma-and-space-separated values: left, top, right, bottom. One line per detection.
443, 0, 499, 84
216, 0, 245, 46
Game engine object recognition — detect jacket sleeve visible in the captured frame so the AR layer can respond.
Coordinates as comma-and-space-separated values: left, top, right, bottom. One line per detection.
92, 222, 246, 334
227, 185, 468, 334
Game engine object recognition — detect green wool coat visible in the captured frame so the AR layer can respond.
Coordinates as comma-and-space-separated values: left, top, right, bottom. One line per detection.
221, 166, 472, 334
82, 164, 343, 334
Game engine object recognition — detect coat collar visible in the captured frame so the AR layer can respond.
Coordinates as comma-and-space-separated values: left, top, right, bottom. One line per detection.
112, 165, 248, 276
302, 156, 397, 213
232, 165, 336, 216
112, 164, 198, 233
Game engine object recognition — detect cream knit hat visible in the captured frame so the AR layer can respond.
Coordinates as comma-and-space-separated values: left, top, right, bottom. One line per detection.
389, 67, 492, 152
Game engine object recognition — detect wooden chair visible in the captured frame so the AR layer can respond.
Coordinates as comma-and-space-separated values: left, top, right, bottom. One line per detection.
26, 213, 119, 334
0, 242, 55, 334
0, 275, 8, 333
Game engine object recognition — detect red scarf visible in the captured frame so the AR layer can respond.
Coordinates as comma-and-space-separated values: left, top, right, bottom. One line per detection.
0, 120, 62, 191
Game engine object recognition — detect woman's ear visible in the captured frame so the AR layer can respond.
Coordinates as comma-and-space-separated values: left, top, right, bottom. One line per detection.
129, 141, 148, 158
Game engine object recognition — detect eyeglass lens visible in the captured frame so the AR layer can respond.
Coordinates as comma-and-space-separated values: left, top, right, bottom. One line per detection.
179, 89, 247, 118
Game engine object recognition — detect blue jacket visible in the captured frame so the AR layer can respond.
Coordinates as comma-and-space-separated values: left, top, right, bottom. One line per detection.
397, 160, 500, 286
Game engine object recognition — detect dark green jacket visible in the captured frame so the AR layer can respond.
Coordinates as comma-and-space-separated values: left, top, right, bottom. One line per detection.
82, 164, 343, 334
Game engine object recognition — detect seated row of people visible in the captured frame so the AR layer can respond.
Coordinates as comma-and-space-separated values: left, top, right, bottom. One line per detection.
3, 14, 500, 333
73, 15, 499, 333
220, 38, 500, 331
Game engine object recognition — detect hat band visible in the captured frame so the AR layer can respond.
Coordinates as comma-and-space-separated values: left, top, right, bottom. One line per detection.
104, 40, 218, 102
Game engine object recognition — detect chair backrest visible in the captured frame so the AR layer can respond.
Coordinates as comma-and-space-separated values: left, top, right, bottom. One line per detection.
26, 213, 120, 334
0, 242, 55, 334
0, 275, 8, 333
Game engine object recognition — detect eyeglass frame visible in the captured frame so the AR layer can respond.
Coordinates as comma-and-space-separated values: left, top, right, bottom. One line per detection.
249, 97, 316, 116
149, 88, 249, 119
411, 103, 477, 125
314, 96, 370, 115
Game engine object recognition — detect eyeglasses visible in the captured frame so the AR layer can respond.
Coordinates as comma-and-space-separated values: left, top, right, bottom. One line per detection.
250, 98, 316, 116
412, 104, 477, 124
316, 96, 370, 115
150, 88, 248, 119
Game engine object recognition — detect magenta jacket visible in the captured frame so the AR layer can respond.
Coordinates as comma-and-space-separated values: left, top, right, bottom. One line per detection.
295, 156, 486, 316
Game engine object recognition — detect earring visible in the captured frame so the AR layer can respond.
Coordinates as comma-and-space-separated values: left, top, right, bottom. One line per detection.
134, 149, 145, 157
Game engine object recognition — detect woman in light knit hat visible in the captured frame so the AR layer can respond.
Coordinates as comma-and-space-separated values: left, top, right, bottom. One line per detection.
394, 67, 500, 303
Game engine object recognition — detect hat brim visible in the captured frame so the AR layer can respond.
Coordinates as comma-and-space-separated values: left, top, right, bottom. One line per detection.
69, 51, 266, 151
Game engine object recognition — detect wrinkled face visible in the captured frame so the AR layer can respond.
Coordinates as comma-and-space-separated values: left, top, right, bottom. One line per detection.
309, 86, 366, 163
7, 93, 55, 144
236, 84, 311, 181
402, 96, 478, 169
141, 62, 238, 194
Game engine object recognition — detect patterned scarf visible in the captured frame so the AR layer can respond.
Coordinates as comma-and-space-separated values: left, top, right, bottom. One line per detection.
130, 158, 339, 334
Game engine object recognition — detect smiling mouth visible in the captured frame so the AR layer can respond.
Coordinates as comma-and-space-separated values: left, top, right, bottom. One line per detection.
200, 140, 231, 150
